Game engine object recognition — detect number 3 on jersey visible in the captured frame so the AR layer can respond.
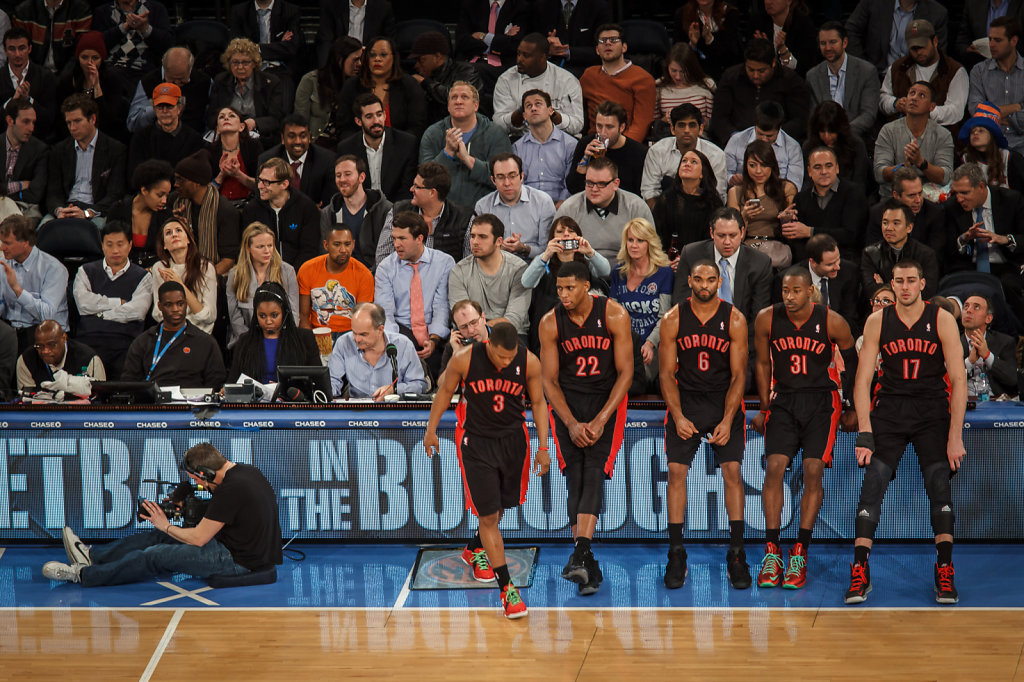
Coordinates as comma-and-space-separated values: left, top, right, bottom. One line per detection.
493, 394, 504, 412
575, 355, 600, 377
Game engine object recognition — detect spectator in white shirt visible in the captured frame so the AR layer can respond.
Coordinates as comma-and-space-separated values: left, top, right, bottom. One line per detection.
641, 103, 727, 207
492, 32, 584, 136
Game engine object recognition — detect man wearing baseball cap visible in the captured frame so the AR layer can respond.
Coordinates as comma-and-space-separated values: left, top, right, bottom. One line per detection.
410, 31, 482, 123
127, 82, 204, 177
845, 0, 948, 77
880, 19, 968, 127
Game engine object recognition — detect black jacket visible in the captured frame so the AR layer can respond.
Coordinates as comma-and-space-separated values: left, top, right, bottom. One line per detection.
320, 188, 393, 270
228, 327, 321, 383
229, 0, 304, 70
749, 10, 820, 78
567, 135, 647, 196
335, 74, 428, 140
0, 63, 56, 141
455, 0, 532, 67
131, 65, 213, 135
207, 71, 286, 145
867, 198, 946, 256
789, 180, 868, 261
128, 123, 205, 180
533, 0, 612, 74
710, 64, 811, 145
46, 131, 126, 215
121, 322, 227, 389
241, 190, 322, 269
420, 58, 484, 122
0, 133, 48, 207
860, 238, 941, 299
315, 0, 395, 67
259, 143, 338, 207
335, 127, 418, 203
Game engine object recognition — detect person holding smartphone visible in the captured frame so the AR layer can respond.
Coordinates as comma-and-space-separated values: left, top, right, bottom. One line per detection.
441, 299, 491, 373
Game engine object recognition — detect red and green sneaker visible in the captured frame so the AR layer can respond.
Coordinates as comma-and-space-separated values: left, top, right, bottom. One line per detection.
757, 542, 784, 588
461, 546, 495, 582
782, 542, 807, 589
500, 582, 528, 619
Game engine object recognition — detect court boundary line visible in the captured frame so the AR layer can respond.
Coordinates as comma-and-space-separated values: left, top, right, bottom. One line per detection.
139, 608, 183, 682
2, 605, 1024, 612
392, 566, 413, 609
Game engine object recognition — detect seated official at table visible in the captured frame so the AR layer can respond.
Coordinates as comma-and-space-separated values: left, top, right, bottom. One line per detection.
122, 282, 227, 389
440, 298, 491, 373
16, 320, 105, 397
228, 282, 320, 384
328, 302, 428, 400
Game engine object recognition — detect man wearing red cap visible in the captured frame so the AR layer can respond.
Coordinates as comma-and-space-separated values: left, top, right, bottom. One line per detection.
127, 81, 203, 177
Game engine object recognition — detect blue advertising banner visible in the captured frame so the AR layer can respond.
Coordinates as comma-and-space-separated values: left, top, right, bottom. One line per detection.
0, 404, 1021, 541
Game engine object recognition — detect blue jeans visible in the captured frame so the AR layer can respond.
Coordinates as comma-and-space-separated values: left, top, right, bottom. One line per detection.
79, 530, 250, 587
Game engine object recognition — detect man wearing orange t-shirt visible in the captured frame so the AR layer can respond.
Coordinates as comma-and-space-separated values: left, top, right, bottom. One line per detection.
297, 224, 374, 337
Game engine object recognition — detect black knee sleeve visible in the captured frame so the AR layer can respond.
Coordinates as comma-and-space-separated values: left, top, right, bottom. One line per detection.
924, 463, 955, 536
855, 458, 893, 540
575, 467, 606, 517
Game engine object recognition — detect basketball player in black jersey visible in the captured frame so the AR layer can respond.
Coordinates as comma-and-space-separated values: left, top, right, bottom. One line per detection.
846, 261, 966, 605
537, 260, 633, 596
751, 267, 858, 589
659, 259, 750, 590
423, 322, 550, 619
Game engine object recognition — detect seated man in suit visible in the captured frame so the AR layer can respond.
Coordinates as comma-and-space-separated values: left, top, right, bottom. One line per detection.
45, 94, 126, 225
1, 97, 48, 216
336, 93, 417, 204
671, 206, 773, 331
773, 233, 861, 332
0, 27, 56, 141
536, 0, 613, 76
127, 46, 211, 134
862, 199, 940, 299
319, 155, 392, 269
947, 161, 1024, 320
121, 281, 227, 388
961, 293, 1019, 397
327, 301, 428, 400
866, 165, 945, 254
845, 0, 948, 78
315, 0, 395, 67
229, 0, 304, 108
127, 82, 204, 179
782, 146, 868, 262
807, 21, 879, 140
454, 0, 532, 89
16, 319, 105, 396
259, 113, 336, 207
0, 214, 68, 352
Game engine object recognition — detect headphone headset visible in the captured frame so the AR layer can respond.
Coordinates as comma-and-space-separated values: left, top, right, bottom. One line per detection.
182, 458, 217, 484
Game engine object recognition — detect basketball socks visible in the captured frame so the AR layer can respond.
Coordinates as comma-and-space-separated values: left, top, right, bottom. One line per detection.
797, 528, 812, 548
467, 533, 483, 552
493, 563, 511, 589
668, 523, 684, 548
936, 541, 953, 566
729, 520, 744, 549
766, 528, 780, 545
854, 545, 870, 564
575, 537, 592, 556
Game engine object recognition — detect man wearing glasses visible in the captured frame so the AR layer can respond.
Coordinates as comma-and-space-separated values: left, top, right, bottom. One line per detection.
241, 158, 321, 269
579, 23, 655, 143
471, 153, 554, 260
16, 319, 104, 397
441, 298, 490, 373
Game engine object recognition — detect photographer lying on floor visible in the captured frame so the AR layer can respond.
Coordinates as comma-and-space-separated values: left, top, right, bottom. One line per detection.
43, 443, 282, 586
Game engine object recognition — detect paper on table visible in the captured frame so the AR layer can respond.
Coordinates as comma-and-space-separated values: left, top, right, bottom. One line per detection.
236, 373, 277, 403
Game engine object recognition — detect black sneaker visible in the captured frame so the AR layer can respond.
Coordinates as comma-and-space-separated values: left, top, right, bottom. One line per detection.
578, 554, 602, 596
664, 546, 687, 589
562, 547, 589, 584
844, 561, 872, 604
934, 562, 959, 604
726, 547, 752, 589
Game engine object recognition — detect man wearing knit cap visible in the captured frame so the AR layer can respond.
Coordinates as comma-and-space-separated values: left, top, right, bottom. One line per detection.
410, 31, 482, 123
45, 93, 125, 225
170, 150, 241, 276
127, 82, 204, 177
92, 0, 173, 86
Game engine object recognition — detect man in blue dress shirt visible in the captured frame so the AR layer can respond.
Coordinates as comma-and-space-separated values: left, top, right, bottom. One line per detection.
0, 215, 68, 353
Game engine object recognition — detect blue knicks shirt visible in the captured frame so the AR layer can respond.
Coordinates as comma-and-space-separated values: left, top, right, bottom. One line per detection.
609, 266, 675, 341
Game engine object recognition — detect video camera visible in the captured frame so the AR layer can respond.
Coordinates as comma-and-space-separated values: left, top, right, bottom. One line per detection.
137, 479, 209, 528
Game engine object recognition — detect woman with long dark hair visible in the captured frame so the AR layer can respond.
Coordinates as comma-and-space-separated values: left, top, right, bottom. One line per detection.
673, 0, 742, 79
652, 149, 723, 263
207, 106, 263, 205
228, 281, 320, 384
727, 140, 798, 268
107, 159, 174, 267
294, 37, 364, 147
149, 218, 218, 333
804, 101, 869, 187
334, 36, 427, 139
656, 43, 715, 128
957, 102, 1024, 191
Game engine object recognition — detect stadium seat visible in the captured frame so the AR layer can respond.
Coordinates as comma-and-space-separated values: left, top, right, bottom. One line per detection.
175, 20, 232, 74
621, 20, 671, 79
394, 19, 450, 62
35, 218, 102, 263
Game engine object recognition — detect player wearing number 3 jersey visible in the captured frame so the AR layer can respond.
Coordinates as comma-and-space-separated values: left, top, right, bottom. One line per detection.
658, 260, 750, 590
423, 322, 550, 619
538, 260, 633, 597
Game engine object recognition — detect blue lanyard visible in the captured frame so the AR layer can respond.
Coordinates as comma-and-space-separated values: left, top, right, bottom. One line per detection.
146, 324, 185, 381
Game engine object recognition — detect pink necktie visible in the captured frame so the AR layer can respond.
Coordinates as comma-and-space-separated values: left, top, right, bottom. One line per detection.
409, 261, 429, 346
486, 2, 501, 66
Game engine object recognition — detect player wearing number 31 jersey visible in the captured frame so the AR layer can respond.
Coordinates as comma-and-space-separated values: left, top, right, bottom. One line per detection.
538, 260, 633, 597
423, 322, 550, 619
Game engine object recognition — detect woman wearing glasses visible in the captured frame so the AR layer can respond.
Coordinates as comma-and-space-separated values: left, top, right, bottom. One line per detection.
206, 38, 285, 146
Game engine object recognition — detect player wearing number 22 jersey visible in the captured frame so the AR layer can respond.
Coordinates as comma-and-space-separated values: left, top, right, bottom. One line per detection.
423, 322, 550, 619
658, 259, 750, 591
538, 260, 633, 598
751, 267, 858, 591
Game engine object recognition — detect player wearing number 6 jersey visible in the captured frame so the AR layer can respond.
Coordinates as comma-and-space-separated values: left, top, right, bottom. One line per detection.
538, 260, 633, 597
424, 322, 550, 619
659, 260, 750, 590
845, 261, 967, 605
750, 267, 858, 590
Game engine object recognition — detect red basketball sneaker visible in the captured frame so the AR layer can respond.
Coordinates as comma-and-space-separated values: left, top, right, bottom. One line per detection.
461, 546, 495, 582
782, 542, 807, 589
500, 582, 528, 619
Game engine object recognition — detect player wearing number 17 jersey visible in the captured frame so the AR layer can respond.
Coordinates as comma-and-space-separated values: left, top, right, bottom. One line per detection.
846, 261, 966, 605
750, 267, 858, 590
659, 259, 750, 590
423, 322, 550, 619
538, 260, 633, 597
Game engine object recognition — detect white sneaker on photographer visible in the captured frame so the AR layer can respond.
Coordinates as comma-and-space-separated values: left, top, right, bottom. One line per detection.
62, 527, 92, 566
42, 561, 82, 583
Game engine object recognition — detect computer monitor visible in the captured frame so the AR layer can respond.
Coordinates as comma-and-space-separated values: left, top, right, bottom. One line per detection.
274, 365, 333, 403
91, 381, 161, 405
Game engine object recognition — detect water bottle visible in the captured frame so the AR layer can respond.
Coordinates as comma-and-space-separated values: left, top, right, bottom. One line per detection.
977, 366, 991, 402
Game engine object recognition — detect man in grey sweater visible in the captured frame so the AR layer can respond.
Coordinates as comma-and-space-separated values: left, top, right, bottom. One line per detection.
449, 214, 531, 336
553, 156, 655, 263
873, 80, 954, 199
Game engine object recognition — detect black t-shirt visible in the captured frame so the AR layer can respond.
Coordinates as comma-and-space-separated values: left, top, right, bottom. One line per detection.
204, 464, 282, 570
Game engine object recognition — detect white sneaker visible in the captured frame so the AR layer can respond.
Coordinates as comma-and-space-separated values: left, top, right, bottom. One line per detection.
42, 561, 81, 583
62, 527, 92, 566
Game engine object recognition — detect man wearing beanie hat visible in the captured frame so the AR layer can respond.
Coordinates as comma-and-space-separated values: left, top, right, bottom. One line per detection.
879, 19, 968, 127
92, 0, 173, 83
967, 17, 1024, 155
45, 93, 125, 224
410, 31, 482, 123
127, 81, 203, 177
171, 150, 241, 276
11, 0, 92, 73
